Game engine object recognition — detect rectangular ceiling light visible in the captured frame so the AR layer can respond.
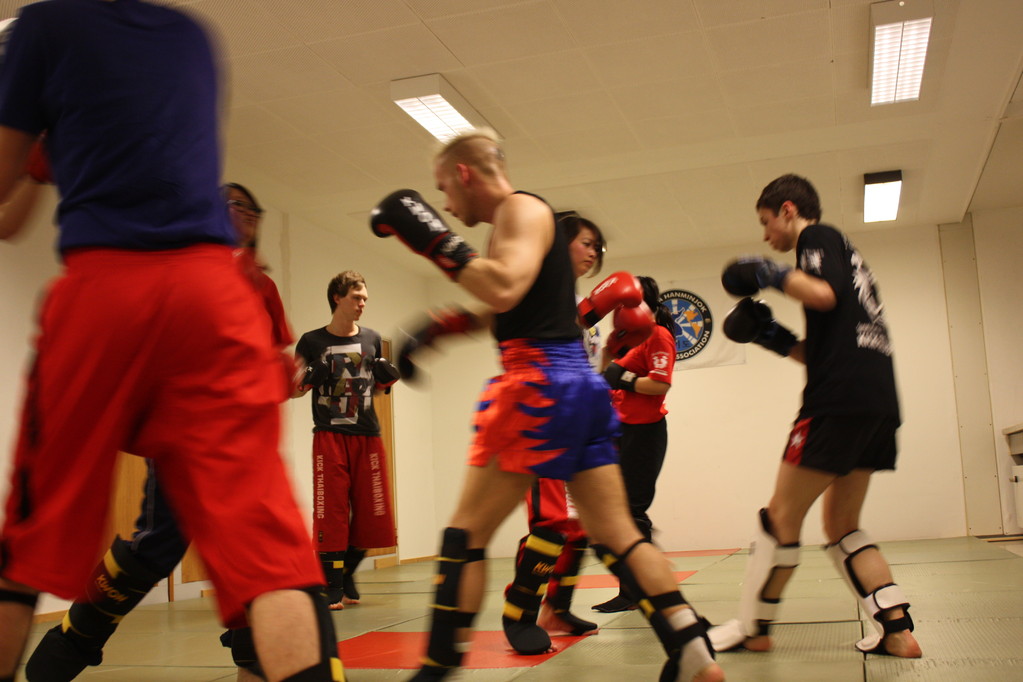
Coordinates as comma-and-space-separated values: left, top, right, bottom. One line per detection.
864, 170, 903, 222
391, 74, 494, 142
870, 0, 933, 105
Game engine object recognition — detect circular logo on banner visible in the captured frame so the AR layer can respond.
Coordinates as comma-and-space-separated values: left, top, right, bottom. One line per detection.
659, 289, 713, 361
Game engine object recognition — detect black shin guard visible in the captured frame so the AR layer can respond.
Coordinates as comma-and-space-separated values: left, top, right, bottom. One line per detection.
415, 527, 484, 678
503, 527, 564, 654
319, 551, 345, 606
592, 541, 714, 673
341, 547, 366, 602
278, 587, 345, 682
24, 537, 162, 681
544, 538, 598, 634
70, 537, 162, 644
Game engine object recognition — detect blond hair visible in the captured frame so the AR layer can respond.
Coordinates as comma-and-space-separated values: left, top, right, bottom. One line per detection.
435, 128, 506, 178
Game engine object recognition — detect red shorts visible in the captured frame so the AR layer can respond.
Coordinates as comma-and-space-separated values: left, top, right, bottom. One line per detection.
524, 479, 585, 542
312, 431, 396, 552
0, 246, 321, 627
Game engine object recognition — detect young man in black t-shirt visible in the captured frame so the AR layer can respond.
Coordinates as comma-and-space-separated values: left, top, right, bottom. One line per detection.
709, 174, 921, 659
294, 271, 399, 610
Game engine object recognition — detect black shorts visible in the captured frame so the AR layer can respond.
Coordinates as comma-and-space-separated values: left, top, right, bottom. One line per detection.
781, 414, 898, 475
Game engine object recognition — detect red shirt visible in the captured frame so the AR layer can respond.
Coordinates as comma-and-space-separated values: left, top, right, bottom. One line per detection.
611, 325, 675, 424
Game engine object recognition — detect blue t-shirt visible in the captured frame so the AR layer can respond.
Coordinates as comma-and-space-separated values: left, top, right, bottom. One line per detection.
0, 0, 233, 252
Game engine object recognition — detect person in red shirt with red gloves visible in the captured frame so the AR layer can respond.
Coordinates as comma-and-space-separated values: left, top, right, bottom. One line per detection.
593, 276, 676, 613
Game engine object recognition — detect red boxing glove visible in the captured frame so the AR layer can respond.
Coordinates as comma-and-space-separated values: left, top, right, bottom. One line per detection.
25, 137, 54, 184
605, 302, 654, 358
398, 306, 477, 382
577, 271, 643, 328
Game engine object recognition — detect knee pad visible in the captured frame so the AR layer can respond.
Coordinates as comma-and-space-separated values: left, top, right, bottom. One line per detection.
422, 528, 484, 671
0, 588, 38, 608
592, 541, 710, 661
826, 529, 913, 652
275, 587, 345, 681
709, 508, 800, 651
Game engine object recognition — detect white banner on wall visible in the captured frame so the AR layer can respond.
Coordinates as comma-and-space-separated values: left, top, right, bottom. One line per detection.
660, 277, 746, 371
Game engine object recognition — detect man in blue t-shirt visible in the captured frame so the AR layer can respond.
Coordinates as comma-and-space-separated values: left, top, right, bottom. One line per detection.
0, 3, 341, 681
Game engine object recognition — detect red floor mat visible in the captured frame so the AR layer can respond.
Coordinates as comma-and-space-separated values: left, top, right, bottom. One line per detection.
339, 630, 589, 669
576, 570, 696, 589
663, 548, 740, 558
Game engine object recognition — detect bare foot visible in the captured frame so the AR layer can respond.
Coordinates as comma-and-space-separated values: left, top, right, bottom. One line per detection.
342, 595, 360, 606
328, 601, 344, 611
537, 604, 598, 636
882, 630, 922, 658
742, 634, 771, 652
693, 661, 726, 682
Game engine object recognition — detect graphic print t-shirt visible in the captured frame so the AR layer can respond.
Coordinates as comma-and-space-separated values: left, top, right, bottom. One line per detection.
296, 326, 383, 435
798, 224, 899, 419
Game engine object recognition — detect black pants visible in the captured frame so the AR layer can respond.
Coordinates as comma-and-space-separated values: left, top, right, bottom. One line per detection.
617, 417, 668, 542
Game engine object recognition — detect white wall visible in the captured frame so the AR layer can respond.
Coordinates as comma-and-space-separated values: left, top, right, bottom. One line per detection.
972, 206, 1023, 532
0, 199, 1012, 586
421, 223, 971, 554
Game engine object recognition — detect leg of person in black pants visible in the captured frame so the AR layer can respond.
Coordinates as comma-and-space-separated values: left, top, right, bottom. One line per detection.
593, 418, 668, 613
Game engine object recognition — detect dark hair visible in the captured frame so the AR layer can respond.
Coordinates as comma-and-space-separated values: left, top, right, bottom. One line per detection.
556, 211, 606, 275
756, 174, 822, 223
327, 271, 366, 313
223, 182, 261, 248
638, 275, 674, 333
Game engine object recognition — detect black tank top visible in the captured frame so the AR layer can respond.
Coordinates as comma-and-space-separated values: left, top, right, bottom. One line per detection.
494, 192, 580, 342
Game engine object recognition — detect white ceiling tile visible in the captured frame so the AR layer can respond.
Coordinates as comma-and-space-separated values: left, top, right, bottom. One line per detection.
583, 33, 716, 89
630, 111, 737, 149
468, 51, 602, 103
556, 0, 700, 45
309, 24, 463, 86
717, 59, 832, 109
502, 90, 628, 137
427, 2, 573, 64
261, 87, 399, 136
223, 106, 306, 150
403, 0, 536, 21
254, 0, 420, 43
610, 78, 727, 121
705, 9, 830, 72
530, 125, 643, 164
694, 0, 829, 29
730, 95, 835, 136
227, 46, 346, 103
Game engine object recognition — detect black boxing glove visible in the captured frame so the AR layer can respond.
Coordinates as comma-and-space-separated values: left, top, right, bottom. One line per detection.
398, 306, 477, 382
603, 362, 639, 392
723, 297, 797, 357
300, 356, 331, 389
370, 189, 478, 280
371, 357, 400, 391
349, 376, 369, 396
721, 256, 792, 297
